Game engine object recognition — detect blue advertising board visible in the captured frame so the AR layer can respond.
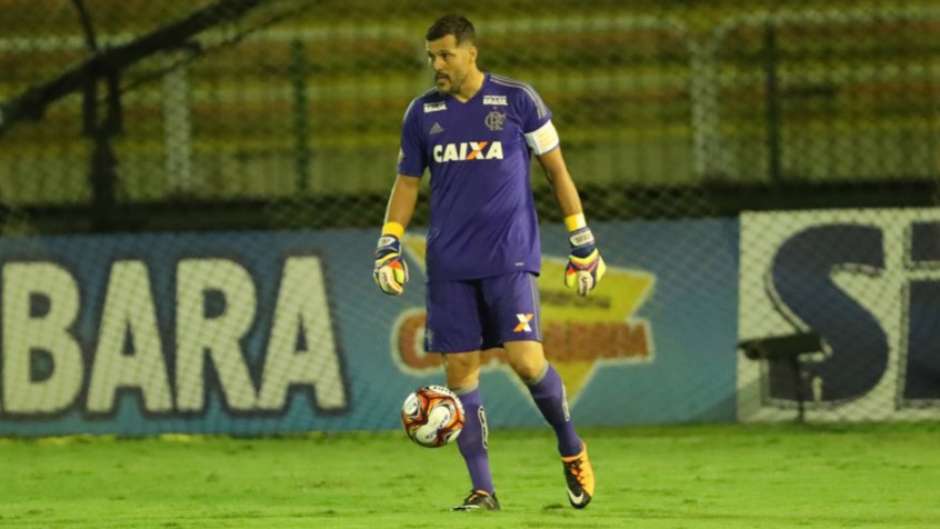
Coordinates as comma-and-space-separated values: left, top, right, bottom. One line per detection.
0, 219, 738, 436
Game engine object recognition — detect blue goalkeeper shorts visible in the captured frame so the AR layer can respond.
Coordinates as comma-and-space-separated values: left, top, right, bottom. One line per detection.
425, 272, 542, 353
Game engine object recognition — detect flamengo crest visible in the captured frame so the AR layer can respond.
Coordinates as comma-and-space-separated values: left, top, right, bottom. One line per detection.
485, 111, 506, 131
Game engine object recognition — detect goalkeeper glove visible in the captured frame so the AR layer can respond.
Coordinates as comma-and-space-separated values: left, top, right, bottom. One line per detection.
565, 226, 606, 296
373, 235, 409, 296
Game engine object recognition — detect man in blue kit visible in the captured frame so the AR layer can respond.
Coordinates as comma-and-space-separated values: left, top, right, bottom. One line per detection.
373, 14, 605, 511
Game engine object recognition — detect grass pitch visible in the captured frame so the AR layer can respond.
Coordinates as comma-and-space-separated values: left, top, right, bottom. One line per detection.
2, 423, 939, 528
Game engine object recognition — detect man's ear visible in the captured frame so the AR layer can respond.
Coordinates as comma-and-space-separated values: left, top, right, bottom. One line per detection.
468, 44, 478, 63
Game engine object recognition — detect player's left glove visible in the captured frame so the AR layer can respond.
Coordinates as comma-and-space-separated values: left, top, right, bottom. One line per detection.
565, 226, 606, 296
373, 235, 409, 296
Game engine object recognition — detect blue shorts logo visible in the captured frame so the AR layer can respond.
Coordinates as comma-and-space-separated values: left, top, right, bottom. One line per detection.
513, 313, 534, 333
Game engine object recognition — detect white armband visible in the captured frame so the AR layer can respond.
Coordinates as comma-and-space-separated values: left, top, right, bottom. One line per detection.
524, 120, 560, 155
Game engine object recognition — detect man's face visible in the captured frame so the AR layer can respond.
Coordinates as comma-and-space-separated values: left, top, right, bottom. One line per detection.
426, 34, 476, 94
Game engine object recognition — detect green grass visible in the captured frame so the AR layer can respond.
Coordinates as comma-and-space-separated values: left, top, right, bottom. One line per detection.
2, 423, 940, 528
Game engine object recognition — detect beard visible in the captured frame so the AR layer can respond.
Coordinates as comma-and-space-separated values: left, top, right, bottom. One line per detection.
435, 73, 461, 94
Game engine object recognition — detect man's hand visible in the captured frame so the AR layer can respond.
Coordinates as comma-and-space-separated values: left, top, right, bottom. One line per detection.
373, 235, 409, 295
565, 226, 606, 296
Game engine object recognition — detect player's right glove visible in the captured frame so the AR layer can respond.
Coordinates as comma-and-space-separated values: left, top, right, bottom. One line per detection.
373, 235, 409, 296
565, 226, 606, 296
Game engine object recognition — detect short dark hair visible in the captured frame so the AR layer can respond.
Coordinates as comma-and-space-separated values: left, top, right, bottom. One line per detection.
425, 15, 476, 45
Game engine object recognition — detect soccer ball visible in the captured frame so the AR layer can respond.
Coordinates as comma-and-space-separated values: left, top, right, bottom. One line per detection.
400, 385, 465, 448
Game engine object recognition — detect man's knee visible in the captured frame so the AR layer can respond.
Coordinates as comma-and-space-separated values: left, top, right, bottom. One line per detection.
510, 357, 546, 382
504, 341, 547, 383
443, 351, 481, 391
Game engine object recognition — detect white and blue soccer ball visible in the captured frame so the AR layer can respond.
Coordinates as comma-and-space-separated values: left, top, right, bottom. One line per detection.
401, 385, 465, 448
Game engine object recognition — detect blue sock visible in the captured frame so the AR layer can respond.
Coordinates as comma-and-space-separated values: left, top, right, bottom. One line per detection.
456, 388, 494, 494
528, 364, 583, 457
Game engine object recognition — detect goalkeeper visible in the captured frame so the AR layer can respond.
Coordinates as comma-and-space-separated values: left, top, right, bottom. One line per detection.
373, 14, 604, 512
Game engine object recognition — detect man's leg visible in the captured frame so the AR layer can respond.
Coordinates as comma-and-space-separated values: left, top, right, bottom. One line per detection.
503, 341, 581, 456
444, 351, 495, 497
484, 270, 594, 509
426, 278, 499, 510
504, 340, 594, 508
